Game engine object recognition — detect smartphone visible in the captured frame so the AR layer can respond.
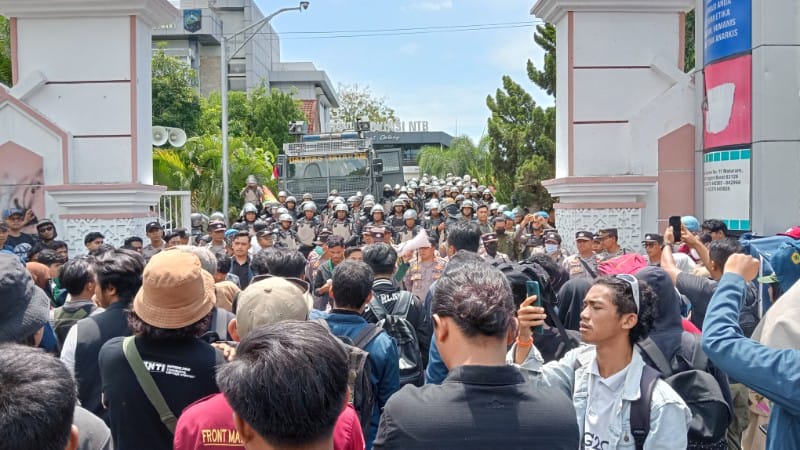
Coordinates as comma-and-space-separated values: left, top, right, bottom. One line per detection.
669, 216, 682, 243
525, 280, 543, 335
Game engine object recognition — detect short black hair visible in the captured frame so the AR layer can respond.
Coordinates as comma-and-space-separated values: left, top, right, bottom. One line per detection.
216, 320, 348, 447
326, 236, 345, 249
92, 248, 145, 304
128, 309, 212, 341
123, 236, 143, 246
217, 255, 233, 275
433, 261, 515, 338
702, 219, 728, 235
234, 231, 250, 241
526, 254, 569, 293
263, 249, 307, 278
35, 249, 66, 267
344, 246, 362, 258
60, 255, 95, 296
709, 238, 742, 269
164, 231, 180, 243
173, 228, 188, 238
446, 221, 481, 252
44, 240, 68, 252
0, 344, 76, 450
362, 243, 397, 275
331, 260, 374, 309
84, 231, 104, 245
593, 277, 658, 345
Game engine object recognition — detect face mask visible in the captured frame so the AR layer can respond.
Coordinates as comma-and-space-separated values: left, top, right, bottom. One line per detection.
545, 243, 558, 254
496, 228, 506, 235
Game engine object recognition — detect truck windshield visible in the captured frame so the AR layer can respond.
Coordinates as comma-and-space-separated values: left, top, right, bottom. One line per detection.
287, 154, 368, 178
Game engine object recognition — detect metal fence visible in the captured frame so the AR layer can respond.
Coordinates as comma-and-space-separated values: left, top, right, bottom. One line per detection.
153, 191, 191, 231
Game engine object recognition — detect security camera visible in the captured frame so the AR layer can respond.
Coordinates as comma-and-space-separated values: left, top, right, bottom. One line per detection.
300, 1, 309, 10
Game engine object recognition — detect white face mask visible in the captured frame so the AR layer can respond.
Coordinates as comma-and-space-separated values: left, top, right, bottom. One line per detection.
545, 243, 558, 254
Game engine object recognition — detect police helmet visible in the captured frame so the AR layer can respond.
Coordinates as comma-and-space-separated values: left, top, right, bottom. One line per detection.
403, 209, 418, 221
461, 199, 474, 210
335, 203, 349, 213
302, 202, 317, 213
279, 213, 294, 223
278, 191, 287, 198
243, 203, 258, 214
371, 204, 385, 215
286, 196, 297, 204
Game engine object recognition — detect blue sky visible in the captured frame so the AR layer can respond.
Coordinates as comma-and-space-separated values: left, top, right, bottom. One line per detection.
258, 0, 553, 143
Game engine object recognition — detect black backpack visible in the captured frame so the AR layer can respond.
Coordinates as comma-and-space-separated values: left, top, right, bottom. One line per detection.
369, 291, 424, 387
633, 333, 731, 450
316, 320, 384, 440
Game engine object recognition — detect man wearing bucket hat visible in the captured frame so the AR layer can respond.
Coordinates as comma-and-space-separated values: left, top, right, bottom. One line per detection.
98, 250, 222, 450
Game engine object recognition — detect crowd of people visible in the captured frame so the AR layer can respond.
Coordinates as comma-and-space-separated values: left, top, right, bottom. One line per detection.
1, 173, 799, 450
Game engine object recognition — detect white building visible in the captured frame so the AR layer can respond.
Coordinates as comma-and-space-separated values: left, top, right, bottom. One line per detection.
152, 0, 338, 134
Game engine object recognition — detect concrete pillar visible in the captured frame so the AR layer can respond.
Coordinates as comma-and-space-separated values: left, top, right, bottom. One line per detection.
0, 0, 178, 253
532, 0, 695, 253
699, 0, 800, 235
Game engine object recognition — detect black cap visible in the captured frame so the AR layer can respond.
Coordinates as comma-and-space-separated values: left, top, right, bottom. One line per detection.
597, 228, 618, 238
208, 221, 226, 232
544, 232, 562, 244
481, 233, 498, 243
145, 221, 163, 232
642, 233, 664, 245
575, 231, 592, 241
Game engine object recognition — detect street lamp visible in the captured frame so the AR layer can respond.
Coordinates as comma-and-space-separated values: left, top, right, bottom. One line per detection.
216, 1, 309, 218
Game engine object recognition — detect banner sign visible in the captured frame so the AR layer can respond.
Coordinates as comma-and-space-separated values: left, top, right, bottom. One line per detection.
703, 149, 751, 231
703, 54, 752, 149
704, 0, 751, 65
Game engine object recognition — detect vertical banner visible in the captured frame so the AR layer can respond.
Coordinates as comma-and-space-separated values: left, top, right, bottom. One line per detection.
704, 0, 752, 65
703, 54, 752, 149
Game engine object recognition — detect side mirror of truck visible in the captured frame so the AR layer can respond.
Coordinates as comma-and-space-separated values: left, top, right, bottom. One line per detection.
373, 158, 383, 174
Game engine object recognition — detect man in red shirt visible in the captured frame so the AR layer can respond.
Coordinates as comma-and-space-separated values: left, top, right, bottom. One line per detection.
174, 276, 364, 450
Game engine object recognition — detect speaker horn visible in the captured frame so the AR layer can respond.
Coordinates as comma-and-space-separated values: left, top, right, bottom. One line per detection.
168, 127, 187, 148
394, 229, 431, 257
152, 126, 168, 146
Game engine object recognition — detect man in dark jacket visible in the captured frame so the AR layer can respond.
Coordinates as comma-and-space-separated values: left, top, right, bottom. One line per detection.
60, 248, 144, 421
361, 243, 432, 369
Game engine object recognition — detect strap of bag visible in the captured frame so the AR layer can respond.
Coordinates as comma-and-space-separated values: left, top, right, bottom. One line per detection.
630, 365, 660, 450
578, 258, 597, 278
680, 331, 709, 371
369, 296, 390, 320
122, 336, 178, 434
391, 291, 413, 318
352, 324, 384, 350
542, 298, 578, 354
636, 337, 673, 377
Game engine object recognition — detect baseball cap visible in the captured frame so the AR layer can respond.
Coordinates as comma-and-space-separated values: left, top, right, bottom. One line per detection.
642, 233, 664, 245
0, 254, 51, 342
534, 211, 549, 219
778, 226, 800, 240
370, 227, 386, 240
208, 221, 226, 232
481, 233, 498, 244
575, 231, 593, 241
597, 228, 618, 238
2, 208, 24, 219
757, 241, 800, 294
145, 221, 163, 232
235, 277, 309, 339
544, 231, 562, 244
681, 216, 701, 233
133, 251, 216, 329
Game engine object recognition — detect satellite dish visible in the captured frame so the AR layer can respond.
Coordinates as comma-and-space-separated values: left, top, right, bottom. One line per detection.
152, 126, 168, 146
168, 127, 187, 148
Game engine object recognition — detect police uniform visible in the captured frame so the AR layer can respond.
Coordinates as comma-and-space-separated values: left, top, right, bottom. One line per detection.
477, 221, 493, 234
330, 218, 353, 241
403, 257, 447, 302
563, 254, 599, 280
294, 216, 319, 247
396, 225, 422, 244
483, 252, 511, 264
389, 213, 405, 234
274, 228, 299, 250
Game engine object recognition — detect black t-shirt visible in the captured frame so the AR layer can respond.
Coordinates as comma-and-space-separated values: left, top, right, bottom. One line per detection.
98, 336, 221, 450
230, 257, 252, 288
6, 232, 36, 256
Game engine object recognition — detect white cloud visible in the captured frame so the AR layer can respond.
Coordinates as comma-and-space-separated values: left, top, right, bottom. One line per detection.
399, 42, 420, 56
408, 0, 453, 12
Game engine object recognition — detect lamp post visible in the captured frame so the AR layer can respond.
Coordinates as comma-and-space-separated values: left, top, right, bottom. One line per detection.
217, 1, 309, 219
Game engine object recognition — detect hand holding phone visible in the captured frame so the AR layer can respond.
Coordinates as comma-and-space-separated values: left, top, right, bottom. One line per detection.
525, 280, 544, 335
669, 216, 682, 244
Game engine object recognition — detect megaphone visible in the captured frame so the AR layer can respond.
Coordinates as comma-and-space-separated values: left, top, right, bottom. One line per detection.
168, 127, 187, 148
152, 126, 168, 146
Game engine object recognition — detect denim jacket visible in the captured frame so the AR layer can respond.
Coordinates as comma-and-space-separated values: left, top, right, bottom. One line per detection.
519, 345, 691, 449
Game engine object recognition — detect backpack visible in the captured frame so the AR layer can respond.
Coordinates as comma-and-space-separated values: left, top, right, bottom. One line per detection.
369, 291, 424, 387
316, 320, 384, 439
53, 304, 95, 345
634, 333, 731, 450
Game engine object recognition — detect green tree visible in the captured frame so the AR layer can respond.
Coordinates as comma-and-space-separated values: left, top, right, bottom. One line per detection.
0, 16, 11, 86
153, 135, 274, 217
331, 83, 397, 126
417, 135, 493, 185
151, 45, 202, 137
685, 9, 695, 73
527, 23, 556, 97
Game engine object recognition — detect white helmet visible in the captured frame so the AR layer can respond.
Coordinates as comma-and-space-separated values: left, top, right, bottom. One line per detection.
279, 213, 294, 223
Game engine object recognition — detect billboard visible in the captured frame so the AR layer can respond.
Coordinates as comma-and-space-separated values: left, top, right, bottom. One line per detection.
703, 54, 752, 149
703, 149, 751, 231
704, 0, 751, 65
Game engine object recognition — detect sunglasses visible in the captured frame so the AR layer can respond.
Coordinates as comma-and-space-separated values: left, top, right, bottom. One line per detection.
39, 226, 54, 232
615, 274, 640, 314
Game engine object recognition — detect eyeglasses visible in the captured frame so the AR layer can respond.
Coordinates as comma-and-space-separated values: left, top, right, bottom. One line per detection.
615, 274, 640, 314
39, 226, 54, 232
